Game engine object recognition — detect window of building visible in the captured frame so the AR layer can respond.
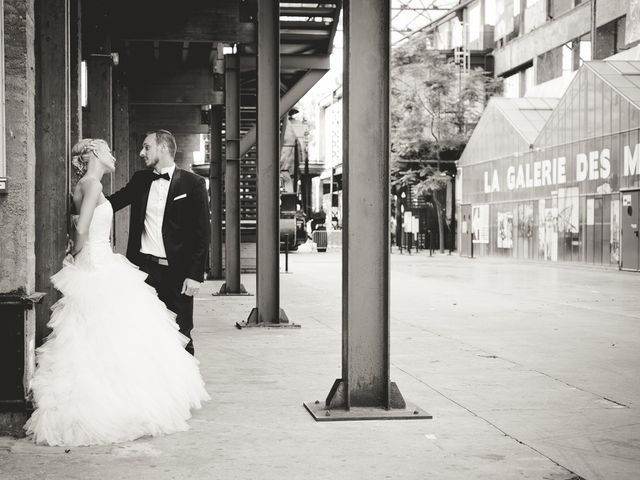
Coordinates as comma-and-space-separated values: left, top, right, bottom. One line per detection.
485, 0, 497, 26
523, 65, 535, 94
571, 33, 592, 70
503, 73, 520, 98
537, 44, 563, 84
616, 15, 626, 52
468, 1, 482, 43
81, 61, 88, 108
548, 0, 574, 19
595, 16, 628, 60
0, 1, 6, 194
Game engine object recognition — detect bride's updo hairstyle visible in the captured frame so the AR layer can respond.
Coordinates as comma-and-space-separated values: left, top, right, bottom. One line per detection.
71, 138, 107, 179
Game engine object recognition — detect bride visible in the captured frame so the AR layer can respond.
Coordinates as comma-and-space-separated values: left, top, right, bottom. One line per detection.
24, 139, 210, 446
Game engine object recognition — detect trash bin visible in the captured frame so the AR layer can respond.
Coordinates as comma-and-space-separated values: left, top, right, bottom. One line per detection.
313, 225, 328, 252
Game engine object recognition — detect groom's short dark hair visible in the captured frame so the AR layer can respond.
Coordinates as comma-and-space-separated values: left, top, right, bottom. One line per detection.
148, 129, 177, 158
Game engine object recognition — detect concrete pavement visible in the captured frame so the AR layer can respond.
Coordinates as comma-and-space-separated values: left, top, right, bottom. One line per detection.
1, 251, 638, 479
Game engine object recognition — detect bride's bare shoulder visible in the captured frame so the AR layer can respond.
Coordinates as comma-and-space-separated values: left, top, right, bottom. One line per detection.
73, 177, 103, 211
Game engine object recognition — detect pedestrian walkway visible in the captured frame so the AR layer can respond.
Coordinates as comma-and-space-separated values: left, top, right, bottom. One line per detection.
1, 252, 639, 480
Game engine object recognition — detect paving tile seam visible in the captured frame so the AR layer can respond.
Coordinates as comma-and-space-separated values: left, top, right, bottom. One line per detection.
396, 317, 631, 408
392, 364, 588, 480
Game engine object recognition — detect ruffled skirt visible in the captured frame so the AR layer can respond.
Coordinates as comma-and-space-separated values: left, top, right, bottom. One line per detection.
24, 247, 210, 446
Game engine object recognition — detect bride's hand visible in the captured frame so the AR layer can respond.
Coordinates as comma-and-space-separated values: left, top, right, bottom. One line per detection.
63, 253, 75, 267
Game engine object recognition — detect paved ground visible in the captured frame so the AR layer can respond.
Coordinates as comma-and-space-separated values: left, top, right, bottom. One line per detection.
1, 251, 639, 480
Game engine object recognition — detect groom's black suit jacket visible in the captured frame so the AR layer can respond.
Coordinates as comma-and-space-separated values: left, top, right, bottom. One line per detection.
108, 167, 210, 282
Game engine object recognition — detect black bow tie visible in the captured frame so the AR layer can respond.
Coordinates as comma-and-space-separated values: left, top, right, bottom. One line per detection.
152, 172, 170, 181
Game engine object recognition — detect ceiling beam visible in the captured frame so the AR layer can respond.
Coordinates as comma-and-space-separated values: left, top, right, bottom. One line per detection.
131, 105, 210, 134
239, 69, 328, 156
129, 67, 223, 105
239, 54, 330, 71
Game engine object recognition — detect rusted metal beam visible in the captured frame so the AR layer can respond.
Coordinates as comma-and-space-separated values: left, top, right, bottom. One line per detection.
128, 67, 223, 105
218, 55, 247, 295
130, 105, 210, 134
239, 69, 327, 157
242, 0, 293, 327
304, 0, 430, 421
239, 54, 330, 71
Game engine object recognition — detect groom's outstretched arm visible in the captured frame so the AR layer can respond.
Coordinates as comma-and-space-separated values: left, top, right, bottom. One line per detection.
108, 172, 139, 212
187, 176, 211, 282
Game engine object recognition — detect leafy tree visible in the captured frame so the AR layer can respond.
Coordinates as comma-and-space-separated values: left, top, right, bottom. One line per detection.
391, 45, 501, 252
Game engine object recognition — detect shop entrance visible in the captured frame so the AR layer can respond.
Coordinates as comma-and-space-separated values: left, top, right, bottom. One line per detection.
460, 204, 472, 257
620, 190, 640, 271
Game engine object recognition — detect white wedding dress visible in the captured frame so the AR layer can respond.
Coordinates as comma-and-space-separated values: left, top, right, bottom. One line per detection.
24, 200, 210, 446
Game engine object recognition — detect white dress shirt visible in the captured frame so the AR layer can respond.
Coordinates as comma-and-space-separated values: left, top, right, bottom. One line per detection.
140, 164, 176, 259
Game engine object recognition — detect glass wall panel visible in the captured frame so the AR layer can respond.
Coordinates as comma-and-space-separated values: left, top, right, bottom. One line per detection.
621, 99, 630, 131
586, 70, 595, 139
631, 105, 640, 130
579, 194, 586, 263
603, 83, 612, 136
594, 75, 603, 138
602, 193, 611, 266
570, 75, 581, 143
612, 88, 621, 134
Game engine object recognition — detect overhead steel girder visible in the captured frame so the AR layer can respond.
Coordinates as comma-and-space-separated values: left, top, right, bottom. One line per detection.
239, 68, 328, 157
239, 54, 330, 71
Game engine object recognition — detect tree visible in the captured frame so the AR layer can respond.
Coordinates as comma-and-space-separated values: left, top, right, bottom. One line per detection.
391, 45, 501, 252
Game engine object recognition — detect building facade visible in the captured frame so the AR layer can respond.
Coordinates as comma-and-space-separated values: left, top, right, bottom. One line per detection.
458, 61, 640, 270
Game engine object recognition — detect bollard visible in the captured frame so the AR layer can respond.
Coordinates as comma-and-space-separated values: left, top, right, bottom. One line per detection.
285, 234, 289, 272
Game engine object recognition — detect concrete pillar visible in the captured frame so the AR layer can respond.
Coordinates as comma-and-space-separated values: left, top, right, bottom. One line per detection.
304, 0, 429, 420
34, 0, 71, 345
0, 0, 39, 433
209, 105, 224, 280
219, 54, 246, 295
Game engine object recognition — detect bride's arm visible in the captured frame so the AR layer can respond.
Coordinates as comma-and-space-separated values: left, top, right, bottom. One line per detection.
71, 179, 103, 256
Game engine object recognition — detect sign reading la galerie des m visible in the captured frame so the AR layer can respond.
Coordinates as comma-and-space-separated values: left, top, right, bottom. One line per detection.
482, 142, 640, 194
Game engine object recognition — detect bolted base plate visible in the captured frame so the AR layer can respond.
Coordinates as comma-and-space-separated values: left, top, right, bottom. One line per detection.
236, 307, 301, 329
303, 401, 432, 422
213, 282, 252, 296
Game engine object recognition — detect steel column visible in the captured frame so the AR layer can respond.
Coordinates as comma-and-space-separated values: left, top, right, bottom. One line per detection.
209, 104, 224, 280
242, 0, 291, 327
219, 54, 246, 295
304, 0, 429, 420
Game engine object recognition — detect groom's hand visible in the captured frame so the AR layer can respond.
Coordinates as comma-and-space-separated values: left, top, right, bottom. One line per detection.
181, 278, 202, 297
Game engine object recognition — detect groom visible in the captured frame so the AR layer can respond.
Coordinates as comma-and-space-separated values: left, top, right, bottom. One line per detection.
109, 130, 210, 355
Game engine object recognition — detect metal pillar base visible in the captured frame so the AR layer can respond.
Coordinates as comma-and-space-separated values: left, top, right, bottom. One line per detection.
236, 307, 300, 329
213, 282, 252, 296
303, 378, 432, 422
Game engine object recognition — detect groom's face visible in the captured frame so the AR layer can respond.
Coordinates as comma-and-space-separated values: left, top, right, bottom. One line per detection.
140, 134, 161, 169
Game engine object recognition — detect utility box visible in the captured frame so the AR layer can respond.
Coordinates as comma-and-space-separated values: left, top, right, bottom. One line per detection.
0, 293, 43, 412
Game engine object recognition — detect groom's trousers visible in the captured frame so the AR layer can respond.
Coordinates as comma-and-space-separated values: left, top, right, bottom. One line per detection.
141, 256, 195, 356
